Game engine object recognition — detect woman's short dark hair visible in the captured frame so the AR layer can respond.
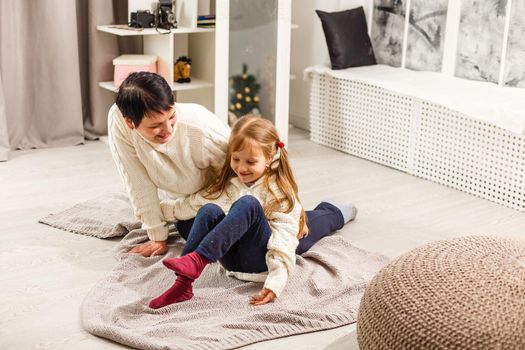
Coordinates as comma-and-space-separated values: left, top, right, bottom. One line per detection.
115, 72, 174, 126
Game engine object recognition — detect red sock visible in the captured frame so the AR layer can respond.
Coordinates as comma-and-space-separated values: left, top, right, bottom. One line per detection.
162, 251, 210, 280
148, 275, 194, 309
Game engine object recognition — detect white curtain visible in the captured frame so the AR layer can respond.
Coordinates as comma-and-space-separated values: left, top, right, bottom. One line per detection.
0, 0, 139, 160
0, 72, 8, 161
80, 0, 141, 139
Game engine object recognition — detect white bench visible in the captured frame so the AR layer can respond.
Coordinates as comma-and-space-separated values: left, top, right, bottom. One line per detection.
305, 64, 525, 211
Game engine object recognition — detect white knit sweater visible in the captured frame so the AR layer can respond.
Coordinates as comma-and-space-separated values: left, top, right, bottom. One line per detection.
160, 176, 301, 297
107, 102, 230, 241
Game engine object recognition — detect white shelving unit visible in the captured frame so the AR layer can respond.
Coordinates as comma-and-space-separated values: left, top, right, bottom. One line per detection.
97, 0, 292, 134
96, 24, 215, 94
96, 25, 215, 94
96, 1, 219, 116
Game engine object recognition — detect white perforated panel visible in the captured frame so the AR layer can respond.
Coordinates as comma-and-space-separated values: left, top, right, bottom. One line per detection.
308, 71, 525, 211
309, 73, 413, 171
414, 101, 525, 210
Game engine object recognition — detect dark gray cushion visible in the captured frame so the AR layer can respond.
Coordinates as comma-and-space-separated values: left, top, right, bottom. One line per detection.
316, 7, 376, 70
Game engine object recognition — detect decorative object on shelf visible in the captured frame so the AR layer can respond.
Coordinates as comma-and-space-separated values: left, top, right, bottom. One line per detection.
129, 0, 176, 31
155, 0, 177, 30
197, 14, 216, 28
113, 54, 158, 87
129, 10, 156, 28
229, 64, 261, 117
174, 56, 191, 83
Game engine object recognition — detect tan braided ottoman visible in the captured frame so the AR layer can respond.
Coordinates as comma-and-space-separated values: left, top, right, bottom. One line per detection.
357, 235, 525, 349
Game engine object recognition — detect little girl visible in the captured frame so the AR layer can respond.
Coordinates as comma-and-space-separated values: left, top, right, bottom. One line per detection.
149, 116, 355, 309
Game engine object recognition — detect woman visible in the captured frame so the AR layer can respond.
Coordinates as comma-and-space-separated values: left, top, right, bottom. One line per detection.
108, 72, 356, 257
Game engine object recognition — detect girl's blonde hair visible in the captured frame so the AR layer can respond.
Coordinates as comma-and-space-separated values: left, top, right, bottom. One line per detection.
206, 115, 308, 238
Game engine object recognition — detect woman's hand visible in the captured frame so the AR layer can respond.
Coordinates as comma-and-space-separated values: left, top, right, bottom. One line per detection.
129, 240, 168, 257
250, 288, 276, 305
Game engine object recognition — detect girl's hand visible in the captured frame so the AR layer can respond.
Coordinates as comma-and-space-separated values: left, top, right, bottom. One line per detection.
250, 288, 276, 305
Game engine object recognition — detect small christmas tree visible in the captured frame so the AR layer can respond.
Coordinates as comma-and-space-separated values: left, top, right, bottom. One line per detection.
229, 64, 261, 117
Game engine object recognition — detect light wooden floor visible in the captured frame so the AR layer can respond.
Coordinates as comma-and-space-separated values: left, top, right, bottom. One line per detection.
2, 128, 524, 350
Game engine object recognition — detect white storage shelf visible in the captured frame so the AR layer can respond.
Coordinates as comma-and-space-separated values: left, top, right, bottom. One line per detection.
97, 25, 215, 95
97, 0, 291, 128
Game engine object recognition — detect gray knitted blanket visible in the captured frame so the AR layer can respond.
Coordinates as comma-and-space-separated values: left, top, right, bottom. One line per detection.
81, 230, 389, 350
39, 192, 140, 238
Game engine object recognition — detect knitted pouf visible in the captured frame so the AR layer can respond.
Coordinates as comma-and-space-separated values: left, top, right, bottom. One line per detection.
357, 235, 525, 350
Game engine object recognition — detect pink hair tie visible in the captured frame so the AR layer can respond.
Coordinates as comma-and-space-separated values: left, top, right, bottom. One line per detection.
277, 141, 285, 149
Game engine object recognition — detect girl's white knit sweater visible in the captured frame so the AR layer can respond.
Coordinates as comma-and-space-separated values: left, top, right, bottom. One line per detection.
160, 176, 301, 297
107, 102, 230, 241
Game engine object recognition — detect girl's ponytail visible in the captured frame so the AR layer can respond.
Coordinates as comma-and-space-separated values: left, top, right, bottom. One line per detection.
266, 141, 308, 238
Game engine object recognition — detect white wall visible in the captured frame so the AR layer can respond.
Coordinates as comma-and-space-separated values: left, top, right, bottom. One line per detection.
289, 0, 372, 130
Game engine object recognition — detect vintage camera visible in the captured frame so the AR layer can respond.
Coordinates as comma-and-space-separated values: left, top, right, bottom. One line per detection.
155, 0, 177, 30
129, 10, 155, 28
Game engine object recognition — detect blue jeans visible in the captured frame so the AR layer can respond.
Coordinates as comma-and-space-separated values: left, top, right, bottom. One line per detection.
176, 197, 344, 272
181, 196, 272, 273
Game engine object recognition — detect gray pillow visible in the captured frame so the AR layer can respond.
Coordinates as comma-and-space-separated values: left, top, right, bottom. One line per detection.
316, 7, 376, 70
